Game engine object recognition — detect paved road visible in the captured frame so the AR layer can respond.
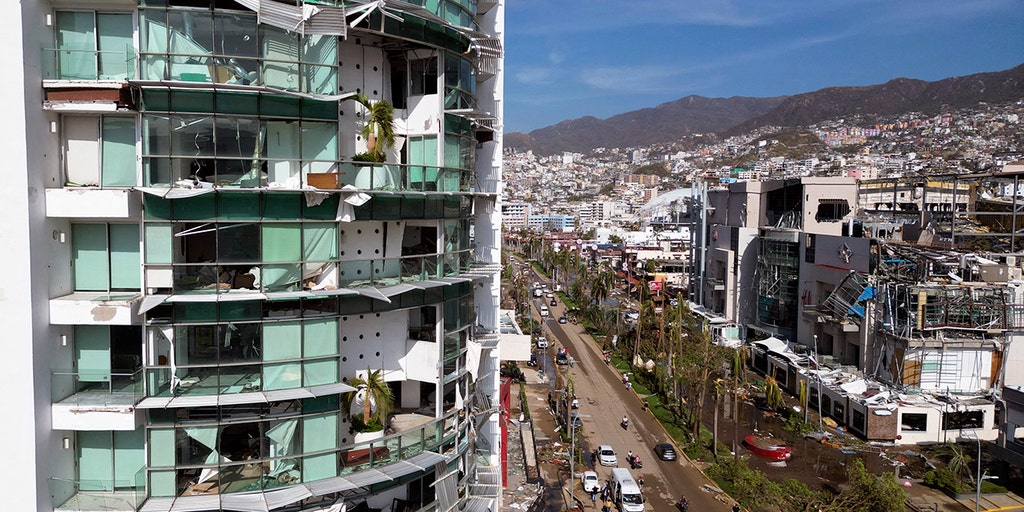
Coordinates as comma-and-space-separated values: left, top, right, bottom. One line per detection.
539, 292, 737, 511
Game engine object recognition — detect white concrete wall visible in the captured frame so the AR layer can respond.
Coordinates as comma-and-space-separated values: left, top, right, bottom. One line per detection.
0, 2, 69, 510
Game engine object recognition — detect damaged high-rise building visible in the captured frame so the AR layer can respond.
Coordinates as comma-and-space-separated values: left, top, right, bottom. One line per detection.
0, 0, 505, 510
689, 168, 1024, 463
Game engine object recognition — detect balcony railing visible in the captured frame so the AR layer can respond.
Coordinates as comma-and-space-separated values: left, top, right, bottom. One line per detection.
58, 160, 477, 193
50, 468, 146, 512
51, 368, 145, 406
42, 47, 136, 81
147, 411, 467, 499
150, 249, 476, 295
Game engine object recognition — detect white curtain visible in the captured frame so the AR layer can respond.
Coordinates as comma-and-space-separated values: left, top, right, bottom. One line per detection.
184, 426, 222, 484
267, 419, 298, 477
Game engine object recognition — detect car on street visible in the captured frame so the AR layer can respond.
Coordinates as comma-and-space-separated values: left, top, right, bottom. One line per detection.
555, 347, 568, 365
598, 445, 617, 466
550, 299, 557, 306
654, 443, 677, 461
569, 413, 582, 428
581, 470, 600, 493
558, 316, 567, 324
536, 337, 549, 349
545, 292, 554, 298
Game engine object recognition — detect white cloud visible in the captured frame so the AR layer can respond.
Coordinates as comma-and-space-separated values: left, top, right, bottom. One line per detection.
579, 65, 712, 95
515, 67, 557, 85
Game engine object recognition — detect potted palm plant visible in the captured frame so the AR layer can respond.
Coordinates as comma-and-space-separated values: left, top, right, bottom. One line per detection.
345, 367, 395, 442
350, 94, 398, 189
355, 93, 396, 163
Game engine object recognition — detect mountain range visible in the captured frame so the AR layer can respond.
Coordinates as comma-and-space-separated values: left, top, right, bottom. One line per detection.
504, 63, 1024, 156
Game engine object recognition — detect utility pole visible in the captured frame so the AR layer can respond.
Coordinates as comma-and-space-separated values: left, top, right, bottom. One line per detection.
569, 407, 576, 511
814, 334, 822, 431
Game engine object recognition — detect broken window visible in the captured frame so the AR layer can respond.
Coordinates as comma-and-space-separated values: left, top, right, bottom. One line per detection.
410, 56, 438, 96
901, 413, 928, 432
815, 199, 850, 222
852, 410, 865, 433
942, 410, 984, 430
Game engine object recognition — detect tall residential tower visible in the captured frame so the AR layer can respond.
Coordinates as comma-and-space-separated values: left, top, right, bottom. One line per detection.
0, 0, 504, 510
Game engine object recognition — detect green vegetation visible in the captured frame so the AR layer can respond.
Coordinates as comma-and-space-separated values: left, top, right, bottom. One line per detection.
501, 234, 908, 512
634, 162, 669, 177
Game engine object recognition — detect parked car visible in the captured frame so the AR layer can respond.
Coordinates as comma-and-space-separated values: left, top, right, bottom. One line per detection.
581, 470, 600, 493
550, 299, 557, 306
598, 445, 617, 466
536, 337, 549, 349
654, 443, 677, 461
545, 292, 554, 298
558, 316, 567, 324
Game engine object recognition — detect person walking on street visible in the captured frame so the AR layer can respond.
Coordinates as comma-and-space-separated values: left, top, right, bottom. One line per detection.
637, 473, 644, 488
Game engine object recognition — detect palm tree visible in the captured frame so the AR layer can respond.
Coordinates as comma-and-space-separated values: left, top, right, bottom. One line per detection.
346, 368, 395, 432
354, 94, 395, 162
763, 376, 784, 411
712, 377, 727, 460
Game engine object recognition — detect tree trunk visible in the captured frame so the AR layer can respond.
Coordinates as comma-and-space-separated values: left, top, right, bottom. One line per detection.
712, 394, 719, 461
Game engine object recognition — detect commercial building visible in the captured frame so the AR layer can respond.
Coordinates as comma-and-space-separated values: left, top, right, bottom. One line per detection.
1, 0, 503, 510
689, 171, 1024, 447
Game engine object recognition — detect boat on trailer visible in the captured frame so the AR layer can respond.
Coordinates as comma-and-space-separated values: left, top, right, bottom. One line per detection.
744, 435, 793, 461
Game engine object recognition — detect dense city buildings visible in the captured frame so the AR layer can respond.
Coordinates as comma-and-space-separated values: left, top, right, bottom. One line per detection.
1, 0, 504, 510
502, 100, 1024, 472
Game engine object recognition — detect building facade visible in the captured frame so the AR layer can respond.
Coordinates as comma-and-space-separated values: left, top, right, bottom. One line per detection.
1, 0, 503, 510
690, 173, 1024, 447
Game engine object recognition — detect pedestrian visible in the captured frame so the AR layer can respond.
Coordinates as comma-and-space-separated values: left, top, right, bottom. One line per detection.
637, 474, 644, 488
591, 488, 597, 502
569, 355, 574, 367
603, 498, 613, 512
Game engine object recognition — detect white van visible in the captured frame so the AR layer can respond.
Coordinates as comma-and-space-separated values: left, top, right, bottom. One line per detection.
609, 468, 644, 512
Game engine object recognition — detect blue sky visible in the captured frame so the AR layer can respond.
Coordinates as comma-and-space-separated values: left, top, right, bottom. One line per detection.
502, 0, 1024, 133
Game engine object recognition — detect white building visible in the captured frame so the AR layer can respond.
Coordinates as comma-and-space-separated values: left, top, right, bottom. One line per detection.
1, 0, 504, 510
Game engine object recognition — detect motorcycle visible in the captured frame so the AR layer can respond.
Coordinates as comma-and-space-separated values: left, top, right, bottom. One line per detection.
629, 454, 643, 470
620, 416, 629, 430
675, 497, 689, 512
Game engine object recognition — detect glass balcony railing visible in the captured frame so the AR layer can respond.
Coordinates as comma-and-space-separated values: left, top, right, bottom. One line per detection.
49, 467, 146, 512
51, 368, 145, 406
42, 47, 136, 81
153, 249, 475, 295
149, 412, 466, 498
137, 159, 472, 193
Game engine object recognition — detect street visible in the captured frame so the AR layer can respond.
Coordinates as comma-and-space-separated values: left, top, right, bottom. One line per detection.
531, 287, 738, 511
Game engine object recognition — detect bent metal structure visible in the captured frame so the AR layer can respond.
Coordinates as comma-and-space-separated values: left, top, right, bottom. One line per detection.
0, 0, 504, 510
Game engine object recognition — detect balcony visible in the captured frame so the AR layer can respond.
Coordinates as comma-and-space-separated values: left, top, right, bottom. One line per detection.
143, 249, 476, 297
49, 292, 142, 326
46, 188, 141, 219
51, 369, 145, 431
134, 413, 464, 510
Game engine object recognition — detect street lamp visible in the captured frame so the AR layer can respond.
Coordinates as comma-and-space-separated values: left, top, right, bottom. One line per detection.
569, 406, 576, 510
976, 435, 981, 512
